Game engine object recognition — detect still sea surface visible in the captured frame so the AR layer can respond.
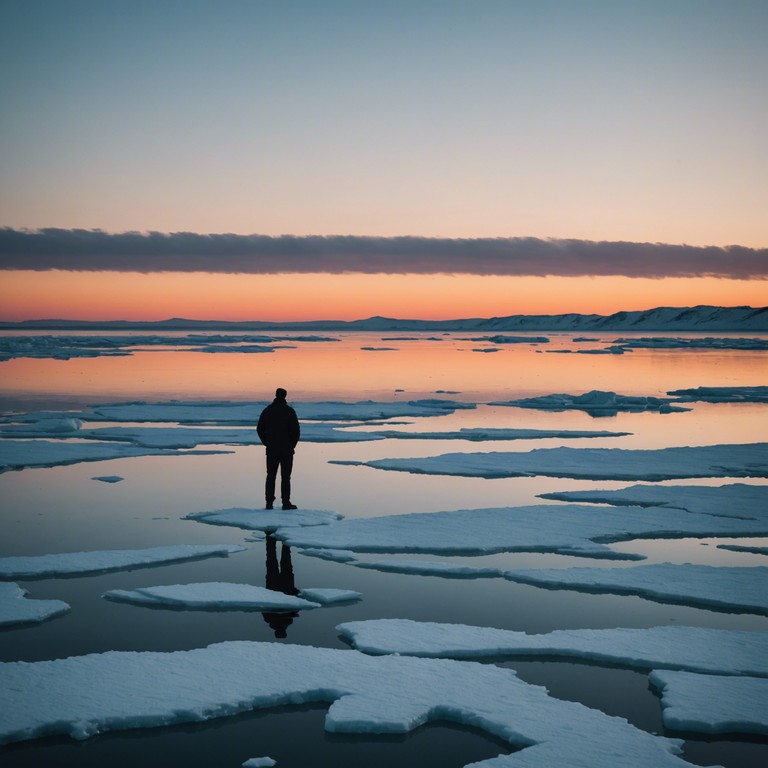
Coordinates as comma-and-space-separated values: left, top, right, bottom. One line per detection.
1, 332, 766, 767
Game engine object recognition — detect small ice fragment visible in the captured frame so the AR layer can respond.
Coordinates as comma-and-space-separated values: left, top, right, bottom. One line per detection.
298, 588, 361, 605
92, 475, 124, 483
0, 583, 70, 627
243, 758, 276, 768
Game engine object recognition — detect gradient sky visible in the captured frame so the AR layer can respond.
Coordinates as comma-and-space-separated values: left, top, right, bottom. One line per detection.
1, 0, 766, 320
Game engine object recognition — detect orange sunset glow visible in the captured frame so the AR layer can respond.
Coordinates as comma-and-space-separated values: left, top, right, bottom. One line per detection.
1, 271, 764, 322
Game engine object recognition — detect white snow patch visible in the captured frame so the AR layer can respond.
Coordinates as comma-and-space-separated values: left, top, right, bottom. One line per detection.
352, 443, 768, 481
0, 544, 245, 579
277, 503, 768, 559
298, 588, 361, 605
504, 563, 768, 614
0, 640, 695, 767
186, 508, 342, 532
0, 583, 70, 627
337, 620, 768, 676
103, 583, 321, 611
649, 670, 768, 735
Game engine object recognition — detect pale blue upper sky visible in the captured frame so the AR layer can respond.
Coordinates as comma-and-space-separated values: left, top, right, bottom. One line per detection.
1, 0, 766, 246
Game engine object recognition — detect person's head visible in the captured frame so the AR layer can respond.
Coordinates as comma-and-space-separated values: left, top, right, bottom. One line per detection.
275, 387, 287, 400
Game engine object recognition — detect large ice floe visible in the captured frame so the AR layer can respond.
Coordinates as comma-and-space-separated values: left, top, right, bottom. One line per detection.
77, 399, 474, 424
185, 508, 342, 533
539, 482, 768, 522
372, 427, 631, 441
0, 582, 70, 626
489, 390, 689, 415
0, 640, 701, 767
0, 544, 245, 579
611, 336, 768, 351
337, 620, 768, 677
649, 670, 768, 735
0, 439, 228, 472
666, 385, 768, 403
503, 563, 768, 614
103, 583, 322, 611
274, 502, 768, 559
342, 443, 768, 481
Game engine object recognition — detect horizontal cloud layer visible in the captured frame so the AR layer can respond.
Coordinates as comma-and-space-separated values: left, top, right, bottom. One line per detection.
0, 228, 765, 278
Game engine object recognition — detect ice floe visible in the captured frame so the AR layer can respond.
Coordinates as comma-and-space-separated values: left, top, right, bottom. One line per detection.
0, 582, 70, 627
186, 508, 342, 533
463, 335, 550, 344
373, 427, 630, 441
649, 670, 768, 735
0, 439, 228, 472
298, 549, 357, 562
103, 583, 322, 611
717, 543, 768, 555
667, 385, 768, 403
0, 640, 697, 767
354, 560, 503, 578
92, 475, 124, 483
243, 758, 276, 768
0, 417, 83, 435
612, 337, 768, 351
337, 620, 768, 676
540, 482, 768, 522
504, 563, 768, 614
298, 588, 362, 604
0, 544, 245, 579
489, 390, 688, 415
277, 503, 768, 559
347, 443, 768, 481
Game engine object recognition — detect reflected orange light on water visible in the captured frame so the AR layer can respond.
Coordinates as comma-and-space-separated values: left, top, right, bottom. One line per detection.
0, 271, 765, 322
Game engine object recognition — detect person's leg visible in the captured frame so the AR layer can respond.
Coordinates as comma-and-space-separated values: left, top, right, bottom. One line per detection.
265, 452, 279, 507
279, 452, 294, 505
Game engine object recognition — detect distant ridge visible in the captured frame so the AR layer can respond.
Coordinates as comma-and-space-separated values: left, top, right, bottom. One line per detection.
1, 306, 766, 332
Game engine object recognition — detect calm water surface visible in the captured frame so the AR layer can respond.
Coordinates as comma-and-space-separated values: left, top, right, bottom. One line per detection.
1, 333, 766, 767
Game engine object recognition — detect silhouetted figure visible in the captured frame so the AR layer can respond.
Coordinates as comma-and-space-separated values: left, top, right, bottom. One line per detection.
257, 387, 300, 510
262, 533, 300, 639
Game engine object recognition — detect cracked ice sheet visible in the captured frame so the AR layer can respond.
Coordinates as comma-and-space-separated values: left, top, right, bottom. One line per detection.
337, 620, 768, 677
0, 583, 70, 627
649, 670, 768, 736
539, 483, 768, 522
0, 641, 697, 768
277, 504, 768, 559
348, 443, 768, 481
186, 508, 342, 532
103, 583, 322, 611
0, 439, 229, 472
0, 544, 245, 580
504, 563, 768, 615
85, 399, 474, 424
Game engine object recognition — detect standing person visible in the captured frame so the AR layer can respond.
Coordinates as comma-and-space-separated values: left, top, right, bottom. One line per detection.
257, 387, 300, 510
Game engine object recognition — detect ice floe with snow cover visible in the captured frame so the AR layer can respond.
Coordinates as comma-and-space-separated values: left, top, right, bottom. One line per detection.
276, 503, 768, 559
84, 399, 474, 423
242, 758, 276, 768
186, 508, 342, 532
0, 439, 228, 472
354, 560, 502, 578
489, 390, 688, 415
103, 583, 322, 611
299, 588, 361, 604
347, 443, 768, 481
649, 670, 768, 735
372, 427, 630, 441
540, 482, 768, 522
612, 336, 768, 350
666, 385, 768, 403
0, 544, 245, 579
0, 583, 70, 626
337, 620, 768, 677
504, 563, 768, 614
0, 640, 698, 767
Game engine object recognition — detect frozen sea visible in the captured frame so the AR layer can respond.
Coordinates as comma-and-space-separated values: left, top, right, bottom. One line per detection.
1, 330, 767, 767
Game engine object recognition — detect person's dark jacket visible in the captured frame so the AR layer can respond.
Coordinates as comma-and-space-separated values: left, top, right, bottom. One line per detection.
257, 398, 300, 454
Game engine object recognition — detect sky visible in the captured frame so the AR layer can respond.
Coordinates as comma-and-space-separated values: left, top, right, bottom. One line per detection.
0, 0, 766, 321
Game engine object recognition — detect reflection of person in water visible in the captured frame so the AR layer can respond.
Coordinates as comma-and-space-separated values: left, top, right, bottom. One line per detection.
262, 533, 300, 638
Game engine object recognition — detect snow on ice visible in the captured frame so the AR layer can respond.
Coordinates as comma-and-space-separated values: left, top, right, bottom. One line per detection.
0, 640, 698, 768
0, 582, 70, 627
503, 563, 768, 614
298, 588, 362, 604
0, 544, 245, 579
346, 443, 768, 481
337, 620, 768, 677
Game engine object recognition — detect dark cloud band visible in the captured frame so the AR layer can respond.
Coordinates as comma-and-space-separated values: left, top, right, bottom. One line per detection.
0, 228, 764, 279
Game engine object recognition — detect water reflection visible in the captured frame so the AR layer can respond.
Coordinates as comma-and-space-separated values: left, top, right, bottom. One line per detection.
262, 533, 300, 639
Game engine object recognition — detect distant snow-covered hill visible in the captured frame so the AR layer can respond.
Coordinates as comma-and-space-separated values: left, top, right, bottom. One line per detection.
1, 305, 766, 332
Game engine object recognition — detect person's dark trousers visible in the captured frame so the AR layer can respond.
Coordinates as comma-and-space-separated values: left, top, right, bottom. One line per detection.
265, 450, 294, 504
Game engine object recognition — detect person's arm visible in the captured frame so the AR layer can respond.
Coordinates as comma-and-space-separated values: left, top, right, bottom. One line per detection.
290, 409, 300, 447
